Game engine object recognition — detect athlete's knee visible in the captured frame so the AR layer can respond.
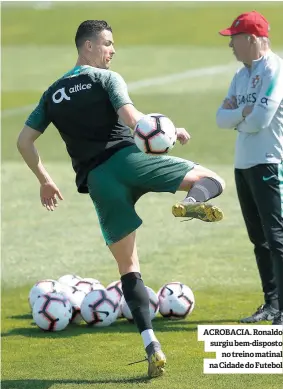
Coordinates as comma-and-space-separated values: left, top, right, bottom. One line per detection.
213, 174, 226, 191
194, 165, 225, 191
108, 231, 140, 275
179, 165, 225, 192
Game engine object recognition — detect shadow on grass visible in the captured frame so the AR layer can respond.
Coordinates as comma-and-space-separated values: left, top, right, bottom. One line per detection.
8, 314, 33, 320
2, 317, 238, 338
1, 376, 151, 389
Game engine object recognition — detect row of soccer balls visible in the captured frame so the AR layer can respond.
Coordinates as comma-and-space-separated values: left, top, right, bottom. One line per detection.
29, 274, 195, 331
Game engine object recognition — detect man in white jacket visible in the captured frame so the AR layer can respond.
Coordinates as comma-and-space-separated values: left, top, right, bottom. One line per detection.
216, 11, 283, 325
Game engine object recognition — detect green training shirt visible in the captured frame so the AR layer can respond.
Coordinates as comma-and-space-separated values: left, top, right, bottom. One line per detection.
25, 65, 135, 193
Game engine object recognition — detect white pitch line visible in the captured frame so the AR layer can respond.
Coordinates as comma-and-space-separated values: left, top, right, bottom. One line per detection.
1, 62, 236, 119
2, 104, 37, 118
128, 62, 235, 91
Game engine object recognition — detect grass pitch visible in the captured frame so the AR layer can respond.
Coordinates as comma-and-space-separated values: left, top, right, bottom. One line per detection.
2, 2, 283, 389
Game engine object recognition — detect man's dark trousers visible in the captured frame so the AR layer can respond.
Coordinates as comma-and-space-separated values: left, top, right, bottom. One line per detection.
235, 163, 283, 311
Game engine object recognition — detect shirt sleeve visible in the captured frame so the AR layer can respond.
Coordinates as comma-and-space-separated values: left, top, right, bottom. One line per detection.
216, 72, 244, 129
105, 72, 133, 111
25, 90, 51, 133
237, 59, 283, 134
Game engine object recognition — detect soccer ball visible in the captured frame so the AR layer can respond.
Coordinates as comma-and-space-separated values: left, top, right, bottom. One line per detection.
81, 289, 119, 327
58, 274, 82, 287
157, 282, 195, 319
83, 277, 104, 287
121, 286, 159, 321
61, 285, 86, 324
75, 278, 104, 294
32, 292, 72, 331
28, 279, 63, 310
106, 280, 123, 318
134, 113, 177, 154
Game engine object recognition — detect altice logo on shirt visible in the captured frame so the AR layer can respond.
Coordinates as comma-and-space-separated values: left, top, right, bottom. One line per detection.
52, 83, 92, 103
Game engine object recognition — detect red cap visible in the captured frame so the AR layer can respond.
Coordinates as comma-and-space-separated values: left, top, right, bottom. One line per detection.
219, 11, 270, 37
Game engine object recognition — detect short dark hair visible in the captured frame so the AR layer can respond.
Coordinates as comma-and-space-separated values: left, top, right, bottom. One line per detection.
75, 20, 112, 49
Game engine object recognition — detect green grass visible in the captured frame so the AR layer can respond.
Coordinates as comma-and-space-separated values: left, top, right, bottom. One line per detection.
1, 163, 252, 288
2, 46, 238, 93
2, 163, 283, 389
2, 285, 276, 389
2, 2, 283, 389
2, 2, 283, 46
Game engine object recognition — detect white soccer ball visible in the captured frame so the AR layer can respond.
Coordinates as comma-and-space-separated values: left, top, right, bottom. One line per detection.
121, 286, 159, 321
157, 282, 195, 319
75, 278, 104, 294
106, 280, 123, 318
134, 113, 177, 154
83, 277, 102, 285
61, 285, 86, 324
32, 292, 72, 331
58, 274, 82, 287
81, 289, 119, 327
28, 279, 63, 310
